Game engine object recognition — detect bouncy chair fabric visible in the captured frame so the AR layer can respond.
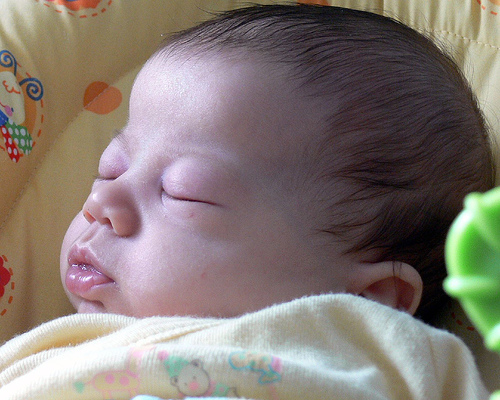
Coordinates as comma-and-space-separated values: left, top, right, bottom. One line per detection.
0, 0, 499, 393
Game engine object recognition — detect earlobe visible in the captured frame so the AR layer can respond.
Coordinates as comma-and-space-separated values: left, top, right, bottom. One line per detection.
350, 261, 423, 315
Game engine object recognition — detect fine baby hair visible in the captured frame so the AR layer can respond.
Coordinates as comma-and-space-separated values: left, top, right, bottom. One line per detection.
155, 4, 494, 319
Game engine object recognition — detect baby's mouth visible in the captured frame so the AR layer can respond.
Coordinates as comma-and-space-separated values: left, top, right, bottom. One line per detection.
65, 263, 115, 296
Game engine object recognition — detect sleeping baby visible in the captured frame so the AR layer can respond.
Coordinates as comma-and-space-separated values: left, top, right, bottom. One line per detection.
0, 4, 493, 399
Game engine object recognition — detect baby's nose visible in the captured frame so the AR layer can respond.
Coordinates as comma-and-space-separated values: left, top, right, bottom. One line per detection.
83, 180, 140, 237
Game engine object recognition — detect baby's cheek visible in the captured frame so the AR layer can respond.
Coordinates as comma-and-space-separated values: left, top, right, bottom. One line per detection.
60, 214, 87, 266
195, 213, 236, 241
168, 205, 233, 240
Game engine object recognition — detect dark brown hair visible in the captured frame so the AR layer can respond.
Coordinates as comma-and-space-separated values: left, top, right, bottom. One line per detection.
157, 4, 495, 320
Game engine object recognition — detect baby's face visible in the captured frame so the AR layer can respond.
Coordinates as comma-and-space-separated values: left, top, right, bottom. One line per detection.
60, 53, 355, 317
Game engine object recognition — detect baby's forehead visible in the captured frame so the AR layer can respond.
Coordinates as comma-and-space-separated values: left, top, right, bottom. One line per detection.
133, 53, 325, 159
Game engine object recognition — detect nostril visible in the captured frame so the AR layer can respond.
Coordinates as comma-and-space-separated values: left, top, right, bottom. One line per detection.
83, 210, 95, 223
83, 209, 113, 228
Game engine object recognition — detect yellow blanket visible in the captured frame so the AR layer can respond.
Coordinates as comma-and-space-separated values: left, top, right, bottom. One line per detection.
0, 294, 488, 400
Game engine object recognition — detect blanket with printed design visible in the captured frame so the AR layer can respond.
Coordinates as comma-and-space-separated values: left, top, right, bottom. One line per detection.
0, 294, 489, 399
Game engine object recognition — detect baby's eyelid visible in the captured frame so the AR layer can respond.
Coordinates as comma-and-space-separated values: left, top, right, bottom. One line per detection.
98, 137, 129, 178
96, 158, 126, 180
95, 164, 116, 180
94, 173, 113, 182
97, 157, 127, 181
162, 188, 219, 206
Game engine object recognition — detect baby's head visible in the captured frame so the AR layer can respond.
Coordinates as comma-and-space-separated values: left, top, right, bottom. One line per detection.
60, 5, 494, 320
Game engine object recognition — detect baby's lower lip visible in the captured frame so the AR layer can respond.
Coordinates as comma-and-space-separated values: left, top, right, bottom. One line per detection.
65, 264, 115, 296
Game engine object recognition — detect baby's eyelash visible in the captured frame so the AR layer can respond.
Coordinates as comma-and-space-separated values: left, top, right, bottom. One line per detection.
112, 128, 123, 138
163, 190, 218, 206
93, 174, 112, 182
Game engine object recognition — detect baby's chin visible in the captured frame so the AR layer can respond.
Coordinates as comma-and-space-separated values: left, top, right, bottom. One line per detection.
74, 299, 107, 314
73, 298, 146, 317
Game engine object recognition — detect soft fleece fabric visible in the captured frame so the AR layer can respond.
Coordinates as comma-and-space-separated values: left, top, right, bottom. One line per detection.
0, 294, 488, 399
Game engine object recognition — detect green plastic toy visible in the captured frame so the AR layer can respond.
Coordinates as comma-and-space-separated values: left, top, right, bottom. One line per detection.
444, 186, 500, 400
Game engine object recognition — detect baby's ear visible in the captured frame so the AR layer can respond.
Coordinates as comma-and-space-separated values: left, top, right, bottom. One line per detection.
349, 261, 423, 315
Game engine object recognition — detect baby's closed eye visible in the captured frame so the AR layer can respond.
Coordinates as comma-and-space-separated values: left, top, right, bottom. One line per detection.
161, 189, 218, 206
162, 159, 235, 208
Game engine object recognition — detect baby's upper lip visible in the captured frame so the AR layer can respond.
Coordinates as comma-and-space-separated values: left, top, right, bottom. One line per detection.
66, 245, 116, 303
68, 245, 112, 279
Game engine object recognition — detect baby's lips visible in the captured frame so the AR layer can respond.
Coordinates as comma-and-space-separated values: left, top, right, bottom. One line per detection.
65, 264, 114, 296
